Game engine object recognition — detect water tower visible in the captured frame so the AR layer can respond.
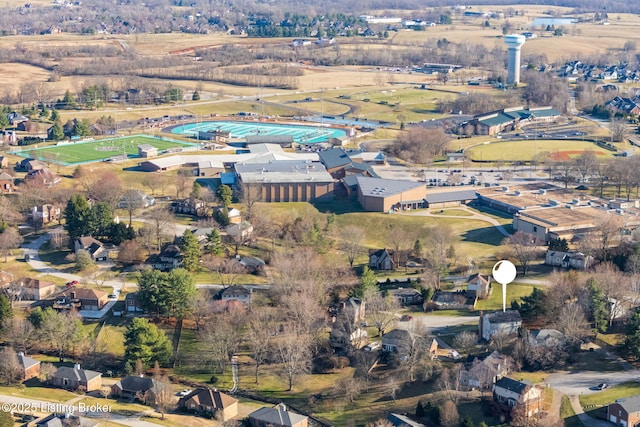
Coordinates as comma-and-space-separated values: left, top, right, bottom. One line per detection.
504, 34, 526, 85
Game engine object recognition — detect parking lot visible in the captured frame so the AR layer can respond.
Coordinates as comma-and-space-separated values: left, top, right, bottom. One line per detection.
372, 162, 511, 187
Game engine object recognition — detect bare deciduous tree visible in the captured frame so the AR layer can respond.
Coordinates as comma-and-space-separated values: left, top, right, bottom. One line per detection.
246, 308, 276, 384
364, 288, 400, 337
439, 400, 460, 427
555, 301, 589, 347
274, 329, 311, 391
339, 225, 365, 268
150, 373, 173, 419
0, 347, 22, 384
504, 231, 542, 275
239, 181, 262, 220
2, 317, 35, 353
0, 228, 23, 262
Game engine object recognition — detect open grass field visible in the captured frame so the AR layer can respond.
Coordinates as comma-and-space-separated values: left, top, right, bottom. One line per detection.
13, 135, 195, 165
466, 139, 612, 162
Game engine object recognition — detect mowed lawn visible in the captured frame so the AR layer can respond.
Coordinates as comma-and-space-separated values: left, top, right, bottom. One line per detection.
15, 135, 195, 165
466, 139, 612, 162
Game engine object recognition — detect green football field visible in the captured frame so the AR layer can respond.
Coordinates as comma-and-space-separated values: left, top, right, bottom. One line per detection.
14, 135, 195, 165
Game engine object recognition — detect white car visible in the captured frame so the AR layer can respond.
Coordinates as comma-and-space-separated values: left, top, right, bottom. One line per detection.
178, 389, 192, 397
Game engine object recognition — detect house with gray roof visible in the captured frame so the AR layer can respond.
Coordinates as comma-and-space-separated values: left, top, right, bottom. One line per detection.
608, 395, 640, 426
111, 375, 155, 399
17, 351, 40, 380
50, 364, 102, 392
480, 310, 522, 341
248, 403, 308, 427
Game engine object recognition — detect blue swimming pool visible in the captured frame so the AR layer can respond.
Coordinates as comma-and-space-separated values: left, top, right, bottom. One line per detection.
170, 120, 347, 144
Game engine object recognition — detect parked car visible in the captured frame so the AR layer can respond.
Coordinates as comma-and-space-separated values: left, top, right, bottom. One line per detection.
66, 280, 78, 287
400, 315, 413, 321
596, 383, 608, 390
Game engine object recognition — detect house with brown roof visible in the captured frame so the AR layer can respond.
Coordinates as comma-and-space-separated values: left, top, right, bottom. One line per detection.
248, 404, 308, 427
172, 198, 207, 217
178, 387, 239, 421
389, 287, 423, 306
30, 204, 61, 226
56, 288, 109, 311
25, 167, 61, 187
50, 364, 102, 392
146, 243, 182, 271
467, 273, 492, 299
17, 351, 41, 380
15, 278, 57, 300
460, 351, 512, 391
0, 172, 15, 193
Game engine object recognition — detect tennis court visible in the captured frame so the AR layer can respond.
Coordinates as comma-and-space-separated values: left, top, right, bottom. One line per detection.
13, 135, 196, 165
171, 120, 347, 144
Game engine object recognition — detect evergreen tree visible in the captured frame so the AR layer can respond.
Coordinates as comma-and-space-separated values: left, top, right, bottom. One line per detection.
461, 416, 474, 427
353, 266, 378, 298
416, 401, 425, 417
204, 229, 224, 256
107, 222, 135, 245
90, 202, 113, 238
124, 317, 172, 372
624, 307, 640, 360
62, 90, 76, 109
0, 293, 12, 329
513, 287, 547, 321
179, 229, 201, 272
64, 194, 93, 243
72, 118, 91, 137
137, 268, 196, 318
49, 122, 64, 141
216, 184, 233, 208
50, 109, 60, 122
192, 90, 200, 101
587, 277, 608, 335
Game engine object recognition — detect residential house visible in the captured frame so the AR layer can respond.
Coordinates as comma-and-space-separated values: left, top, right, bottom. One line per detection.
173, 198, 207, 217
338, 297, 366, 324
432, 291, 476, 310
178, 387, 239, 421
228, 207, 242, 224
18, 121, 39, 133
118, 189, 155, 209
146, 244, 182, 271
56, 288, 109, 311
0, 172, 15, 193
7, 111, 28, 126
31, 204, 61, 226
389, 288, 423, 306
36, 413, 81, 427
382, 329, 414, 353
111, 375, 155, 399
492, 377, 542, 420
219, 285, 252, 306
225, 221, 253, 243
248, 403, 308, 427
25, 167, 61, 187
0, 270, 14, 287
460, 351, 512, 391
480, 310, 522, 341
467, 273, 492, 299
608, 395, 640, 427
15, 278, 57, 300
17, 351, 41, 380
74, 236, 111, 262
16, 158, 46, 172
387, 413, 426, 427
50, 364, 102, 392
125, 292, 144, 313
545, 250, 592, 270
239, 256, 265, 273
329, 324, 368, 351
369, 248, 395, 270
529, 329, 565, 346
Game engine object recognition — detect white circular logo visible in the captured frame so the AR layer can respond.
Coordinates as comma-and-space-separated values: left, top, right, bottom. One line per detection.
492, 260, 517, 285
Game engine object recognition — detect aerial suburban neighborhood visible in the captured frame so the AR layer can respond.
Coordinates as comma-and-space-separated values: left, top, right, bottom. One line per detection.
3, 1, 640, 427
